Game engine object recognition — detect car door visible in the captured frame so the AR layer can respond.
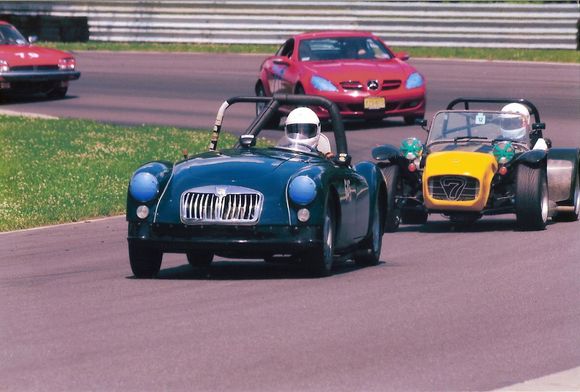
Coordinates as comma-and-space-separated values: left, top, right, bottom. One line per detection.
333, 165, 370, 247
266, 39, 298, 94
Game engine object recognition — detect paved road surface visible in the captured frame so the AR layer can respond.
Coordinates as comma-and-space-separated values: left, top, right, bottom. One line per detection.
1, 53, 579, 391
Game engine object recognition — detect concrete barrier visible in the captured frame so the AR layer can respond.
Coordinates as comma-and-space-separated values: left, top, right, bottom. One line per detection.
0, 1, 578, 49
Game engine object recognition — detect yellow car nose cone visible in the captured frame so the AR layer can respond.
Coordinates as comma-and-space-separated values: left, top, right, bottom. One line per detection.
422, 151, 498, 211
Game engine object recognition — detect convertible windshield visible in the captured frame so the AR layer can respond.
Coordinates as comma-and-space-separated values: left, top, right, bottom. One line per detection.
0, 25, 28, 45
427, 111, 530, 145
298, 37, 392, 62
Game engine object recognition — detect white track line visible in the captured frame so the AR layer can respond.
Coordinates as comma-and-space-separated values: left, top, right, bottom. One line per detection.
495, 366, 580, 391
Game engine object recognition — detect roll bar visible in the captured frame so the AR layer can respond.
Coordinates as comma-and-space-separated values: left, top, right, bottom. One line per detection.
209, 94, 348, 160
446, 97, 541, 124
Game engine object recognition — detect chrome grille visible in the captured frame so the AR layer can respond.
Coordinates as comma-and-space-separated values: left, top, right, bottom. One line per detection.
428, 176, 479, 201
11, 65, 60, 71
180, 185, 263, 225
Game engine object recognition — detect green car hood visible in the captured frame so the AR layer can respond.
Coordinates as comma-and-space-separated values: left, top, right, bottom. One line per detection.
153, 148, 326, 225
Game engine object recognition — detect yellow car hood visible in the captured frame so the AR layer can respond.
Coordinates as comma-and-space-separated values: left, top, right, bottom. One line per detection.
422, 151, 498, 211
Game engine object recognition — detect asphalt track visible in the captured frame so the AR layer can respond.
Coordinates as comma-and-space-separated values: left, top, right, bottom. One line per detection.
1, 52, 579, 391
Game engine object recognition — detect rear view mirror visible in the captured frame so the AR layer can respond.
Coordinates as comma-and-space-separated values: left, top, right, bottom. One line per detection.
239, 134, 256, 148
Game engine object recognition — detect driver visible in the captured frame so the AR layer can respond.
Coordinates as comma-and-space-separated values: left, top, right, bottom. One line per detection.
278, 107, 323, 153
500, 103, 530, 141
500, 103, 548, 150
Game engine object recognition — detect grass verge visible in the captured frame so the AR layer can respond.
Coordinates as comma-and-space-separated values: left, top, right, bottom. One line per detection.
0, 116, 238, 232
40, 41, 580, 63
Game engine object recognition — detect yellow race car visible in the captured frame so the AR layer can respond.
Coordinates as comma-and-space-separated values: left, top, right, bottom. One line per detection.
373, 97, 580, 231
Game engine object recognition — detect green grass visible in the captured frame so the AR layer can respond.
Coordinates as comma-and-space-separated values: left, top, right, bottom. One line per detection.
40, 41, 580, 63
0, 116, 239, 232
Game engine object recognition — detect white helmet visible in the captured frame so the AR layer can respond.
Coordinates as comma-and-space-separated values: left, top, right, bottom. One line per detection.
282, 107, 321, 151
500, 103, 530, 140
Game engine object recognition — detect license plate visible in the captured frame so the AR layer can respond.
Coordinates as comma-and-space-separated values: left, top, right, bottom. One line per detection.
364, 97, 386, 110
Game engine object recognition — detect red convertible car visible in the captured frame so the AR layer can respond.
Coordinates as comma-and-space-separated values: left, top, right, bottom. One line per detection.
0, 21, 80, 99
255, 30, 425, 125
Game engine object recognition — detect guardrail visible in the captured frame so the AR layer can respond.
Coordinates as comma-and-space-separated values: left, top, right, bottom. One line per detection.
1, 1, 578, 49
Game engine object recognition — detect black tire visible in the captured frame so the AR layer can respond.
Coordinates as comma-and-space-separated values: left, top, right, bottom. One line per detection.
256, 83, 280, 128
552, 168, 580, 222
48, 86, 68, 99
401, 208, 428, 225
354, 190, 383, 267
381, 165, 401, 232
306, 202, 335, 277
186, 251, 214, 268
515, 164, 548, 230
403, 115, 422, 126
129, 243, 162, 278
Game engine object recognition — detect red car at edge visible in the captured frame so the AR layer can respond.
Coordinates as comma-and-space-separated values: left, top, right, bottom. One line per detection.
256, 30, 426, 125
0, 21, 80, 99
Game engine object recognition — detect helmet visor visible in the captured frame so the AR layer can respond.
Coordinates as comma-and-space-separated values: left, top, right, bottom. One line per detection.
285, 123, 319, 140
501, 115, 524, 131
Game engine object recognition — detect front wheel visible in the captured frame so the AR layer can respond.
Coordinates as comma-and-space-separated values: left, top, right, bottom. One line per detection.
354, 191, 383, 267
381, 165, 401, 232
515, 164, 548, 230
129, 243, 162, 278
187, 251, 214, 268
305, 203, 335, 277
48, 86, 68, 99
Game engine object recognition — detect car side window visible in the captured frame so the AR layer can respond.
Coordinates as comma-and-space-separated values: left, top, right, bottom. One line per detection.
277, 39, 294, 58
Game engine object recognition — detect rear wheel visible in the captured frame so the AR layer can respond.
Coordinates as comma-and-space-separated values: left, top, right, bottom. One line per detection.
381, 165, 401, 232
552, 168, 580, 222
515, 164, 548, 230
306, 203, 335, 277
187, 251, 214, 268
129, 243, 162, 278
354, 190, 383, 267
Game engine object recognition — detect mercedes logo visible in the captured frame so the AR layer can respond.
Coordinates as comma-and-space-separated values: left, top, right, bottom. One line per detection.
367, 80, 379, 90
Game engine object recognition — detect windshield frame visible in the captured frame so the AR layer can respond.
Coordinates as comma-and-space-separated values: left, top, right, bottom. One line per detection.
426, 110, 531, 148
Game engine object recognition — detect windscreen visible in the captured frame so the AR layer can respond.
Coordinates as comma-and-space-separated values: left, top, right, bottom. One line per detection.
298, 37, 392, 62
0, 25, 27, 45
427, 111, 530, 145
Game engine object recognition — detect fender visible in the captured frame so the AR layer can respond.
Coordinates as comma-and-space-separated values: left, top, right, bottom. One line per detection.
547, 147, 579, 203
513, 149, 547, 166
354, 160, 385, 236
127, 161, 174, 222
372, 144, 401, 162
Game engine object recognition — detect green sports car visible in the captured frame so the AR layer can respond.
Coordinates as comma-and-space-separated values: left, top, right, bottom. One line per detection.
126, 94, 387, 278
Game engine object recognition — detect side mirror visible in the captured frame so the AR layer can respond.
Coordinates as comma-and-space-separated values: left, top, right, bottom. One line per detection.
28, 35, 38, 44
414, 118, 429, 133
395, 51, 410, 61
334, 153, 352, 166
239, 134, 256, 148
273, 57, 290, 66
532, 122, 545, 131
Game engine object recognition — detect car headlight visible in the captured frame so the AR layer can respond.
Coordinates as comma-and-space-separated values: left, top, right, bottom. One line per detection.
0, 60, 9, 73
405, 72, 424, 89
400, 137, 423, 160
311, 75, 338, 92
58, 57, 76, 70
288, 176, 317, 205
129, 172, 159, 202
493, 141, 515, 164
